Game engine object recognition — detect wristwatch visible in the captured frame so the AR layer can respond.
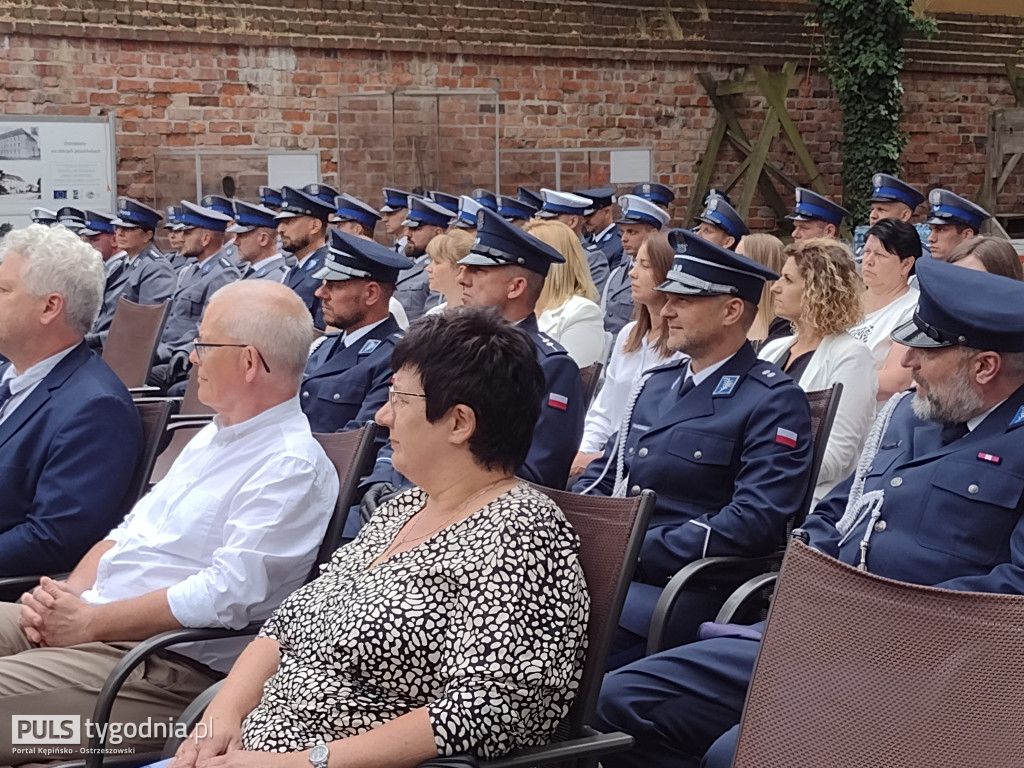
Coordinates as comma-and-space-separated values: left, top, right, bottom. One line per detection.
309, 742, 329, 768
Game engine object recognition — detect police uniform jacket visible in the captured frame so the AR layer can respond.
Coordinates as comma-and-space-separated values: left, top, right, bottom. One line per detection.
394, 254, 434, 322
592, 226, 625, 270
165, 250, 190, 272
285, 245, 328, 330
88, 256, 130, 344
806, 387, 1024, 593
242, 254, 290, 283
300, 316, 402, 433
121, 243, 177, 307
602, 262, 635, 337
157, 249, 241, 360
577, 342, 813, 585
584, 242, 611, 296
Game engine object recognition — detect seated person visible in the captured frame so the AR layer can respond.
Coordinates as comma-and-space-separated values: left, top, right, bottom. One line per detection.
947, 235, 1024, 280
0, 280, 339, 764
172, 307, 589, 768
594, 257, 1024, 768
0, 224, 142, 576
759, 238, 878, 503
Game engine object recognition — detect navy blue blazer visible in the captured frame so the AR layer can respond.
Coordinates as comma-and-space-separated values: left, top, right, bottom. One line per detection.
300, 316, 402, 433
0, 343, 143, 576
285, 245, 327, 330
806, 386, 1024, 593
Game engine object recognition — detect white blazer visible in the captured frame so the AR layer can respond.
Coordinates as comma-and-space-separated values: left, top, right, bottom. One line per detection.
759, 332, 878, 504
538, 295, 606, 368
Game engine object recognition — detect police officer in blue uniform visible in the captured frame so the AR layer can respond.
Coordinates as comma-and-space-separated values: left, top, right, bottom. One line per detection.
536, 188, 610, 294
200, 194, 242, 268
594, 255, 1024, 768
925, 188, 991, 262
578, 186, 625, 269
303, 182, 340, 207
452, 195, 483, 232
787, 186, 849, 241
497, 193, 539, 228
29, 207, 58, 226
602, 194, 671, 337
426, 190, 459, 217
694, 194, 748, 251
147, 201, 241, 393
853, 173, 930, 261
397, 195, 450, 320
632, 182, 675, 209
83, 210, 129, 349
232, 200, 290, 282
518, 186, 544, 210
380, 187, 412, 255
575, 228, 813, 667
277, 185, 332, 330
111, 196, 177, 312
161, 205, 190, 272
472, 188, 499, 212
300, 230, 411, 433
330, 193, 382, 239
56, 206, 87, 233
259, 186, 283, 211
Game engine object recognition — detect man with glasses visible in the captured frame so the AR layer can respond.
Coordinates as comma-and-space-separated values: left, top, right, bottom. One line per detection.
0, 280, 339, 763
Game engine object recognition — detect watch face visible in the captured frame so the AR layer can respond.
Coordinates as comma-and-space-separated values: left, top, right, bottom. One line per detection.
310, 744, 329, 764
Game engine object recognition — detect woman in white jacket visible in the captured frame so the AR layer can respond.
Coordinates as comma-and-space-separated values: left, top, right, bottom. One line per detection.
759, 238, 878, 503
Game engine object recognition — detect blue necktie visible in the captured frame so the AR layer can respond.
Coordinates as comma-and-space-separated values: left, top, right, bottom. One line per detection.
0, 380, 13, 415
677, 376, 696, 400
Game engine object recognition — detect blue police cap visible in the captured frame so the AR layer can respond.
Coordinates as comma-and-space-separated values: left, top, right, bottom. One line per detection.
427, 191, 460, 215
517, 187, 544, 209
303, 183, 340, 206
275, 186, 334, 221
472, 189, 499, 212
259, 186, 283, 209
454, 196, 483, 229
314, 229, 412, 284
402, 196, 453, 229
576, 186, 616, 214
869, 174, 925, 210
331, 193, 382, 230
787, 187, 849, 226
631, 182, 675, 207
112, 197, 163, 230
230, 201, 279, 233
891, 258, 1024, 352
496, 194, 538, 222
30, 207, 58, 226
698, 195, 749, 245
459, 208, 566, 277
615, 195, 671, 229
163, 206, 185, 231
703, 188, 732, 206
537, 189, 591, 218
924, 189, 990, 231
56, 207, 87, 231
178, 201, 232, 232
380, 187, 412, 213
200, 195, 235, 217
659, 228, 779, 304
79, 210, 116, 236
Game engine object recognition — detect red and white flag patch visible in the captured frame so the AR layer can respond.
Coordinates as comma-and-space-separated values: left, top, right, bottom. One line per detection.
547, 393, 569, 411
978, 452, 1002, 464
775, 427, 798, 448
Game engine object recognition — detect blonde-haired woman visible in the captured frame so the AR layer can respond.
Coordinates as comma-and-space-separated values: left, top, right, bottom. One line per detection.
525, 219, 605, 368
759, 238, 878, 502
424, 229, 474, 315
737, 233, 790, 352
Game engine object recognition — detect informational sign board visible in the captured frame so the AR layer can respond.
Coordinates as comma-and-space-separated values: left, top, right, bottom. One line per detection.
0, 115, 117, 229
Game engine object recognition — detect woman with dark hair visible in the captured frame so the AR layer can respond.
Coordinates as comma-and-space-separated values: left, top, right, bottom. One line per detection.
948, 236, 1024, 281
849, 218, 921, 401
171, 307, 589, 768
760, 238, 878, 503
571, 230, 684, 476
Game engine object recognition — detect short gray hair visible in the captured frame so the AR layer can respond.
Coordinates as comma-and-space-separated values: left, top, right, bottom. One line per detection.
209, 280, 314, 383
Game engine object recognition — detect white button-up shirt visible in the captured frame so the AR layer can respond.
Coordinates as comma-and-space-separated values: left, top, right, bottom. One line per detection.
81, 397, 339, 672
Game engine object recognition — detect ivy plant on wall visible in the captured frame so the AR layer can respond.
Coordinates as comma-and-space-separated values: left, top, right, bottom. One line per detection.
808, 0, 936, 224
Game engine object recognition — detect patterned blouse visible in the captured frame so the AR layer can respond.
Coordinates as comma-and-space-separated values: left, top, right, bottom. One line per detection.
241, 483, 589, 759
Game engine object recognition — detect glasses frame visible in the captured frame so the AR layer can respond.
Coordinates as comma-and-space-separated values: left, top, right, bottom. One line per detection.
388, 385, 427, 408
192, 339, 271, 373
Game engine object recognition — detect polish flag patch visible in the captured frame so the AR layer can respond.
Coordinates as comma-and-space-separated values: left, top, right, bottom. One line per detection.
547, 393, 569, 411
978, 452, 1002, 464
775, 427, 798, 448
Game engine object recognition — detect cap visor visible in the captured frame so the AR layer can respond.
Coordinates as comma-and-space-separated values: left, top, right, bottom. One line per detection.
400, 218, 421, 228
458, 253, 507, 267
785, 212, 815, 222
79, 227, 102, 236
380, 205, 403, 213
312, 266, 351, 281
110, 218, 139, 228
890, 318, 949, 349
274, 211, 300, 220
655, 277, 721, 296
228, 223, 255, 234
534, 210, 558, 219
924, 214, 953, 226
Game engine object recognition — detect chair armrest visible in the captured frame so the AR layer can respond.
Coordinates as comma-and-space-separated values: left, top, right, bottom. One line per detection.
0, 573, 70, 603
482, 728, 634, 768
646, 551, 783, 654
128, 386, 161, 396
85, 623, 261, 768
159, 680, 225, 758
714, 572, 780, 625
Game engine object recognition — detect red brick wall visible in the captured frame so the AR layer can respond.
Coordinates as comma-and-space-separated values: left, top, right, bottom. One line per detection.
1, 1, 1020, 233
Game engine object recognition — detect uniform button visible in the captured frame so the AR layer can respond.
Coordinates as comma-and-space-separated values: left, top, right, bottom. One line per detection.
874, 520, 886, 532
630, 485, 641, 496
867, 465, 873, 473
301, 391, 309, 399
628, 447, 634, 455
890, 477, 903, 487
638, 447, 649, 457
693, 450, 703, 460
968, 484, 979, 495
332, 393, 340, 401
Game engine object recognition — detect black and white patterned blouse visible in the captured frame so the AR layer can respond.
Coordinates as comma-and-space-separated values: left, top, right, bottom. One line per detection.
241, 482, 589, 759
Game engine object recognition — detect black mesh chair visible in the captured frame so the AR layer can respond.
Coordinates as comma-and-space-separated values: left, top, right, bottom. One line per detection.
645, 384, 843, 654
102, 298, 170, 392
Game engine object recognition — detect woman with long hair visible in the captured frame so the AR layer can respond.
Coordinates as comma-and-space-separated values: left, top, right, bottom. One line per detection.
736, 233, 789, 352
424, 229, 474, 315
948, 235, 1024, 280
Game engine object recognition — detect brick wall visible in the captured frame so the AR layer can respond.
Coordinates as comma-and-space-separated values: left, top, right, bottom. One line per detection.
0, 0, 1021, 233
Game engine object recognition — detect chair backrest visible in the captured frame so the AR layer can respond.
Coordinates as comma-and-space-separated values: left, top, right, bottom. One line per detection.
735, 538, 1024, 767
176, 365, 215, 418
531, 486, 656, 737
148, 421, 209, 486
101, 298, 170, 388
127, 399, 177, 504
310, 423, 380, 575
580, 361, 604, 408
796, 383, 843, 525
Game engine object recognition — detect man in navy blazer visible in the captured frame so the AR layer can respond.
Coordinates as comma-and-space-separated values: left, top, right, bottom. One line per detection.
0, 224, 142, 577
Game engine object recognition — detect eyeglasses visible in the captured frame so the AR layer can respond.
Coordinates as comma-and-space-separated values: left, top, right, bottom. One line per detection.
388, 385, 427, 408
192, 339, 271, 373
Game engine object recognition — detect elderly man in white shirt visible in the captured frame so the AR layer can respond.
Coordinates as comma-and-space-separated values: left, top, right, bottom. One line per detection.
0, 280, 338, 764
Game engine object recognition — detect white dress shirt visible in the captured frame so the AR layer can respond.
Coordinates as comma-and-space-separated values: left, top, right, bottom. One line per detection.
81, 397, 339, 672
0, 343, 78, 425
